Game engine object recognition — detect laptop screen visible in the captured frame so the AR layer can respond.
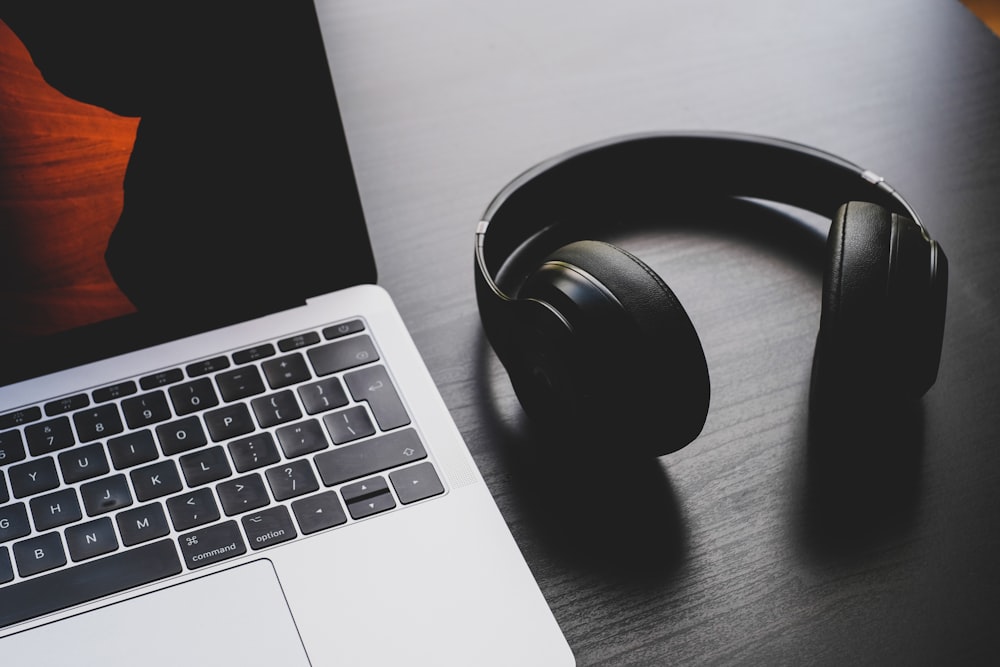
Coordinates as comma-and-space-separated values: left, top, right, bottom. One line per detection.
0, 1, 375, 386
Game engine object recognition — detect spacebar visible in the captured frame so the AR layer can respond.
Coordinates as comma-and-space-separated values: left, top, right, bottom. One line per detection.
0, 539, 182, 629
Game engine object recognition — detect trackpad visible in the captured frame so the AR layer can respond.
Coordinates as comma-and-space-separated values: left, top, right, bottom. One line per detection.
4, 560, 309, 667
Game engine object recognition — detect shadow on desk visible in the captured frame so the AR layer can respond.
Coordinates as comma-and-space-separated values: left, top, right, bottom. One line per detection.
796, 379, 925, 562
468, 198, 930, 590
473, 335, 688, 584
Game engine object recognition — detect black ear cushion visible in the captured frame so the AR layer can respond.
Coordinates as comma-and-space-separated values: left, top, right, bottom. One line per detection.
540, 240, 710, 451
816, 202, 892, 401
816, 201, 942, 403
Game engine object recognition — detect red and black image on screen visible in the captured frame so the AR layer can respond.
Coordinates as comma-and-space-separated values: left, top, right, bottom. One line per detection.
0, 2, 373, 348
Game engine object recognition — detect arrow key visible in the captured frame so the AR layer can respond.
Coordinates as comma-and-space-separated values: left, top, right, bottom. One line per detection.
389, 462, 444, 505
345, 493, 395, 521
341, 477, 395, 520
291, 491, 347, 534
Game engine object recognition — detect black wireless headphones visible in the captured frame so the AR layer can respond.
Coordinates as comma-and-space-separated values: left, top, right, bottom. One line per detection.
474, 132, 948, 458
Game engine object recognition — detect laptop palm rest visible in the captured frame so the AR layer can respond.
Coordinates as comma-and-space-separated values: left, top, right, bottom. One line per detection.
3, 560, 310, 666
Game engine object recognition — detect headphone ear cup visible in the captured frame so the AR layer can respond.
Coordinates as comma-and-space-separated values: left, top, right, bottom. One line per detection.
814, 201, 947, 406
517, 240, 709, 455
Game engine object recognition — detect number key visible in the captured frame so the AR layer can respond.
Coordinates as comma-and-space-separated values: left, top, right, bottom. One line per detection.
168, 379, 219, 416
24, 417, 75, 456
122, 391, 172, 429
72, 404, 124, 443
0, 430, 26, 466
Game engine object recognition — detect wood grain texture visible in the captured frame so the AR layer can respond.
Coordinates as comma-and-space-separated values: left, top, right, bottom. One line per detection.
316, 0, 1000, 663
320, 0, 1000, 663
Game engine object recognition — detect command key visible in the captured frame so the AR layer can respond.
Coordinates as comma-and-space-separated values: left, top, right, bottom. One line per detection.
178, 520, 246, 569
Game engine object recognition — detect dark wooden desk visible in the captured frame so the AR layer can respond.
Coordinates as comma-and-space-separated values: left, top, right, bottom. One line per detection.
316, 1, 1000, 663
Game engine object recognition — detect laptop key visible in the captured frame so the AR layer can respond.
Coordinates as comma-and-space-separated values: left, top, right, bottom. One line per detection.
24, 417, 75, 457
322, 319, 365, 340
276, 419, 329, 458
121, 391, 172, 429
322, 406, 375, 445
204, 403, 255, 442
108, 430, 159, 469
139, 368, 184, 390
72, 404, 124, 443
92, 380, 138, 403
262, 353, 312, 389
167, 488, 220, 531
169, 378, 220, 416
58, 442, 111, 483
0, 429, 26, 466
298, 377, 349, 415
251, 390, 302, 428
291, 491, 347, 534
178, 520, 246, 570
30, 488, 82, 531
0, 539, 182, 629
13, 532, 66, 577
186, 355, 230, 377
131, 460, 183, 501
44, 393, 90, 416
0, 407, 41, 430
278, 331, 321, 352
315, 428, 427, 486
65, 517, 119, 562
9, 457, 59, 498
345, 365, 410, 431
179, 446, 232, 486
307, 335, 379, 376
242, 505, 297, 550
389, 462, 445, 505
233, 343, 276, 365
347, 495, 395, 520
156, 416, 208, 455
217, 474, 270, 516
265, 460, 319, 500
80, 474, 133, 516
117, 503, 170, 546
0, 473, 6, 504
215, 366, 266, 402
228, 433, 281, 472
0, 503, 30, 543
0, 547, 11, 584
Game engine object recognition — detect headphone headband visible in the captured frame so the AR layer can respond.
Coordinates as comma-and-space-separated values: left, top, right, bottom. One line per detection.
475, 131, 923, 298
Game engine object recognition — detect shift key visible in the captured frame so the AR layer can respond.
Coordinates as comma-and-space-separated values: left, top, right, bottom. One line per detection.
314, 429, 426, 486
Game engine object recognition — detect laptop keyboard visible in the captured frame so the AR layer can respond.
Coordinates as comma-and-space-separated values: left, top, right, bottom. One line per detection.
0, 318, 445, 629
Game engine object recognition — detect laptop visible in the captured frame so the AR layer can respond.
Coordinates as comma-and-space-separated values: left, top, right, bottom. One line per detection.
0, 3, 573, 664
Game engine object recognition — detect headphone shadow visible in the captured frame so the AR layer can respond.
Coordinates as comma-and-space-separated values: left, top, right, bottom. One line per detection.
606, 199, 928, 561
647, 199, 927, 560
474, 196, 926, 574
795, 370, 926, 562
472, 333, 688, 584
